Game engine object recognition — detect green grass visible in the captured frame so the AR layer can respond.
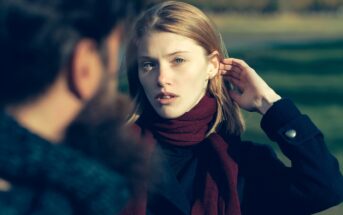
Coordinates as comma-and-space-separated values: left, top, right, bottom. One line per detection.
210, 13, 343, 214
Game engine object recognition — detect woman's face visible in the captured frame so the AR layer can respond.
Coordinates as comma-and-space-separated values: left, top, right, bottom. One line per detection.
137, 32, 216, 119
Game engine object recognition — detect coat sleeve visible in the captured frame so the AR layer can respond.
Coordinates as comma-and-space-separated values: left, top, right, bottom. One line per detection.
238, 99, 343, 215
0, 185, 73, 215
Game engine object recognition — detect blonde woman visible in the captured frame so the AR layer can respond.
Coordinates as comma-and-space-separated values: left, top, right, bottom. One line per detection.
123, 1, 343, 215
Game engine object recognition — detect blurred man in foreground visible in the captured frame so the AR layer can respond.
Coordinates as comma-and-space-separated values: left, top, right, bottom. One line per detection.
0, 0, 147, 214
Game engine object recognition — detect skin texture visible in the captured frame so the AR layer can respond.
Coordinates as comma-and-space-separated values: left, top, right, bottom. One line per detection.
138, 32, 219, 119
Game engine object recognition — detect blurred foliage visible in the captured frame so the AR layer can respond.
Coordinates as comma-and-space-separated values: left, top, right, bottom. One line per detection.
155, 0, 343, 13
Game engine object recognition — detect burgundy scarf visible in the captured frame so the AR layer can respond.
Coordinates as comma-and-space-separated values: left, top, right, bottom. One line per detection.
122, 94, 241, 215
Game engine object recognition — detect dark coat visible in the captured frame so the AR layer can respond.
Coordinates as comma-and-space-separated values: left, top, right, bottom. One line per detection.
147, 99, 343, 215
0, 112, 129, 215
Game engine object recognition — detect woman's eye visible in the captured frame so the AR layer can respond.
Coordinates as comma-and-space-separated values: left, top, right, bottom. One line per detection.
141, 62, 154, 72
174, 57, 185, 64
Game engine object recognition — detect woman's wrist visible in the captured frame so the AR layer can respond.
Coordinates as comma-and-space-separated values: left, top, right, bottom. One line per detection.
258, 91, 281, 115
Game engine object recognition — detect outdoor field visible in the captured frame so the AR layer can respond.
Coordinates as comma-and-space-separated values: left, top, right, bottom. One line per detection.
210, 13, 343, 215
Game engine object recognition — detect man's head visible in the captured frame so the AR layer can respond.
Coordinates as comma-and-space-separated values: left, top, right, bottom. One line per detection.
0, 0, 143, 107
0, 0, 153, 198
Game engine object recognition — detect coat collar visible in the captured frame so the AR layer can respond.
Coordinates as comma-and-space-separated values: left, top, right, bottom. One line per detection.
148, 145, 194, 215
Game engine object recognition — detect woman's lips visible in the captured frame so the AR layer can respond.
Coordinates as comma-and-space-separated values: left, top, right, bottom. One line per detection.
155, 92, 178, 105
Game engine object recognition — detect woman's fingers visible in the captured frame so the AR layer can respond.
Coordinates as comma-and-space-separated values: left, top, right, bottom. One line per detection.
220, 58, 252, 76
221, 58, 251, 73
221, 58, 234, 65
221, 57, 282, 113
227, 76, 244, 90
219, 63, 232, 71
220, 64, 243, 80
228, 90, 241, 103
220, 57, 254, 89
230, 67, 243, 79
219, 70, 240, 81
230, 58, 250, 69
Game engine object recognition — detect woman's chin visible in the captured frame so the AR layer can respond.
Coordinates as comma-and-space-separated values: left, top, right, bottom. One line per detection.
156, 108, 184, 119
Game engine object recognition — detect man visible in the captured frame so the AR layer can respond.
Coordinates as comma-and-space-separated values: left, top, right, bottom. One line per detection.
0, 0, 146, 214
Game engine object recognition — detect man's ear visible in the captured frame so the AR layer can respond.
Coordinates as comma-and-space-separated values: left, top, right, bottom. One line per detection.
207, 50, 220, 80
105, 24, 124, 77
69, 39, 102, 101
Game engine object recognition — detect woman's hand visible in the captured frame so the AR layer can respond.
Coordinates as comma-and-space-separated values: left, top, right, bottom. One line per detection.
219, 58, 281, 115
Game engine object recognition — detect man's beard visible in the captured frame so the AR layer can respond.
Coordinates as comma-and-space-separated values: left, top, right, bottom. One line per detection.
64, 74, 151, 196
74, 73, 128, 126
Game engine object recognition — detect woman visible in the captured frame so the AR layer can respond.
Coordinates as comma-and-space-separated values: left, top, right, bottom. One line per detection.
124, 1, 343, 215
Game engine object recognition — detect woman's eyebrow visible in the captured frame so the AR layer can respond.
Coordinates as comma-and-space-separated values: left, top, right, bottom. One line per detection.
138, 51, 190, 60
138, 56, 155, 60
164, 51, 190, 57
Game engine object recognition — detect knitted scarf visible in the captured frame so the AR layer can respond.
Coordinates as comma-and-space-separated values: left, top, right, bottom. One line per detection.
122, 94, 241, 215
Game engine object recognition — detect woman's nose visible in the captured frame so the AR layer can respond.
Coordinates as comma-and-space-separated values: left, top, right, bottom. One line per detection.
157, 65, 171, 87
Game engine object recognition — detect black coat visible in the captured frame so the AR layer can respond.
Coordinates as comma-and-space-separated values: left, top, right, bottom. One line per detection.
147, 99, 343, 215
0, 112, 129, 215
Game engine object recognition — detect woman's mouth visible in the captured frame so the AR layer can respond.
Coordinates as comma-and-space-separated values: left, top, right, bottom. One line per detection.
155, 92, 178, 105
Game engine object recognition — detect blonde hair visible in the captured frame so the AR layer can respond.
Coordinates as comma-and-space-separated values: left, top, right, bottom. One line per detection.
126, 1, 244, 135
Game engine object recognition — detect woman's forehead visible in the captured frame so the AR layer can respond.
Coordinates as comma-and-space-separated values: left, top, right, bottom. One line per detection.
137, 31, 206, 57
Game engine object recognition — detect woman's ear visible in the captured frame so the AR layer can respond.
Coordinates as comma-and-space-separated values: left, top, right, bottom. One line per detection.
69, 39, 103, 101
207, 50, 220, 80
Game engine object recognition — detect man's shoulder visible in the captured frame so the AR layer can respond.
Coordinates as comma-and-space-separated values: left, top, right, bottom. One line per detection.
0, 178, 73, 215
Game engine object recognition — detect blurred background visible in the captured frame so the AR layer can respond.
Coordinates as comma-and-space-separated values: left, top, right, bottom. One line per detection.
121, 0, 343, 214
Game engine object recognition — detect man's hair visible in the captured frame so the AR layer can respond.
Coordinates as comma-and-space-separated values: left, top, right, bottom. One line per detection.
0, 0, 144, 106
